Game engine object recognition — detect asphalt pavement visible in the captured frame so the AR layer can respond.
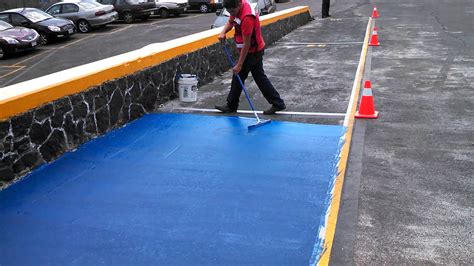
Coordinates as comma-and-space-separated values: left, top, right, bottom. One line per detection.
0, 1, 319, 88
0, 13, 215, 87
331, 0, 473, 264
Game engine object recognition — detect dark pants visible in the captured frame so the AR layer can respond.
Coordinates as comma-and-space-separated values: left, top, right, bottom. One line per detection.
227, 50, 285, 109
322, 0, 330, 17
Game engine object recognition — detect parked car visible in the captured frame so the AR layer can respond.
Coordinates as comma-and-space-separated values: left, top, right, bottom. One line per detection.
45, 0, 118, 33
95, 0, 157, 23
151, 0, 188, 18
188, 0, 223, 13
211, 0, 275, 29
0, 20, 40, 59
258, 0, 276, 14
0, 8, 76, 45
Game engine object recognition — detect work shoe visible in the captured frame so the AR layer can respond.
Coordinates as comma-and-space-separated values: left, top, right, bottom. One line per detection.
263, 104, 286, 115
215, 104, 237, 113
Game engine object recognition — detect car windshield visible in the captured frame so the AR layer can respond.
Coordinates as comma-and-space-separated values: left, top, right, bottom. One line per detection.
0, 20, 13, 30
23, 9, 52, 23
78, 2, 102, 9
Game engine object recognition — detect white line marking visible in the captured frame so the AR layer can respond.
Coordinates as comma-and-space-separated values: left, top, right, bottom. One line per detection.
165, 145, 181, 159
330, 17, 366, 19
171, 107, 346, 117
277, 42, 364, 46
377, 18, 399, 21
1, 49, 59, 87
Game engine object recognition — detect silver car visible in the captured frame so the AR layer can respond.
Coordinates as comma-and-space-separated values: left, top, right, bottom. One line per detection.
259, 0, 276, 14
46, 0, 118, 33
152, 0, 188, 18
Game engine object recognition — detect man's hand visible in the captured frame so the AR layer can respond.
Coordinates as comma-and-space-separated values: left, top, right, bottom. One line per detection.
233, 63, 243, 74
219, 21, 233, 43
218, 32, 226, 43
234, 35, 250, 74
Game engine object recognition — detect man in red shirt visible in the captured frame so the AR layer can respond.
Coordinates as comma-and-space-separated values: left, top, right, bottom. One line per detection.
215, 0, 286, 115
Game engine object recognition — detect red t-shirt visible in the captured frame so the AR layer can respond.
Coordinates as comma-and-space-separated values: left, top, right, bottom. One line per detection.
240, 16, 255, 37
229, 0, 265, 53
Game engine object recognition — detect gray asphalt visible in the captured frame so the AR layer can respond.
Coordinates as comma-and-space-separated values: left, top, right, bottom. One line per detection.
0, 1, 315, 88
332, 0, 473, 265
358, 1, 472, 265
0, 12, 216, 87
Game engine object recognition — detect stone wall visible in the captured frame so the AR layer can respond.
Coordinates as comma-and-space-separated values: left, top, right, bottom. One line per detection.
0, 11, 312, 186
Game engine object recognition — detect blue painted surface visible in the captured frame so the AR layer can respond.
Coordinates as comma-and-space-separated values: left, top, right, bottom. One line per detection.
0, 113, 344, 265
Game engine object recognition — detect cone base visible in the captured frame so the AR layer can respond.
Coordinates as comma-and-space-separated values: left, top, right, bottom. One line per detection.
355, 111, 379, 119
369, 42, 380, 46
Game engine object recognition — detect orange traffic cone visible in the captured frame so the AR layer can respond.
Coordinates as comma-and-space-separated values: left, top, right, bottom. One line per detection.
356, 80, 379, 119
369, 26, 380, 46
372, 6, 380, 18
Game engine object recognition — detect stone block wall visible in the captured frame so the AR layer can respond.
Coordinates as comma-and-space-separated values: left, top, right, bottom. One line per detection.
0, 11, 312, 186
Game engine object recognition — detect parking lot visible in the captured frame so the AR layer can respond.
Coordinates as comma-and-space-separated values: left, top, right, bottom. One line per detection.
0, 1, 312, 88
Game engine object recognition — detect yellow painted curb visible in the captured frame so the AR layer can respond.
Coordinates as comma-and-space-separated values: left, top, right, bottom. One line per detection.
317, 17, 373, 266
0, 6, 310, 121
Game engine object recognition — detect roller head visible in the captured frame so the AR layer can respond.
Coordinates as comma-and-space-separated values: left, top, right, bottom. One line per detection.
248, 119, 271, 130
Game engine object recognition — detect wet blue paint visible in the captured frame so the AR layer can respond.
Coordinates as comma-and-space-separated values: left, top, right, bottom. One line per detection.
0, 114, 345, 265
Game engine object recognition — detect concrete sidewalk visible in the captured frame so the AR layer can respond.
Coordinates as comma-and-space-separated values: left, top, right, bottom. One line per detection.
161, 16, 368, 126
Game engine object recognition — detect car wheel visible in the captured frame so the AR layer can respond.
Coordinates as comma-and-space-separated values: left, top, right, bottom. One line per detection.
199, 4, 209, 13
0, 46, 5, 60
77, 20, 91, 33
123, 12, 134, 23
40, 32, 49, 45
159, 8, 170, 18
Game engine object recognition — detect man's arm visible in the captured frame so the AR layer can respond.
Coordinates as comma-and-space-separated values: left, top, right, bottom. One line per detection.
218, 20, 234, 43
233, 35, 251, 74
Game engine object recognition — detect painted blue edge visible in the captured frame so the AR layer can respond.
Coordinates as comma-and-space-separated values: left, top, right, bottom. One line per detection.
310, 127, 347, 265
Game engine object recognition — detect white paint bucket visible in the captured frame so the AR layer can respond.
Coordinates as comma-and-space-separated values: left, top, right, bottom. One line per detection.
178, 74, 198, 103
